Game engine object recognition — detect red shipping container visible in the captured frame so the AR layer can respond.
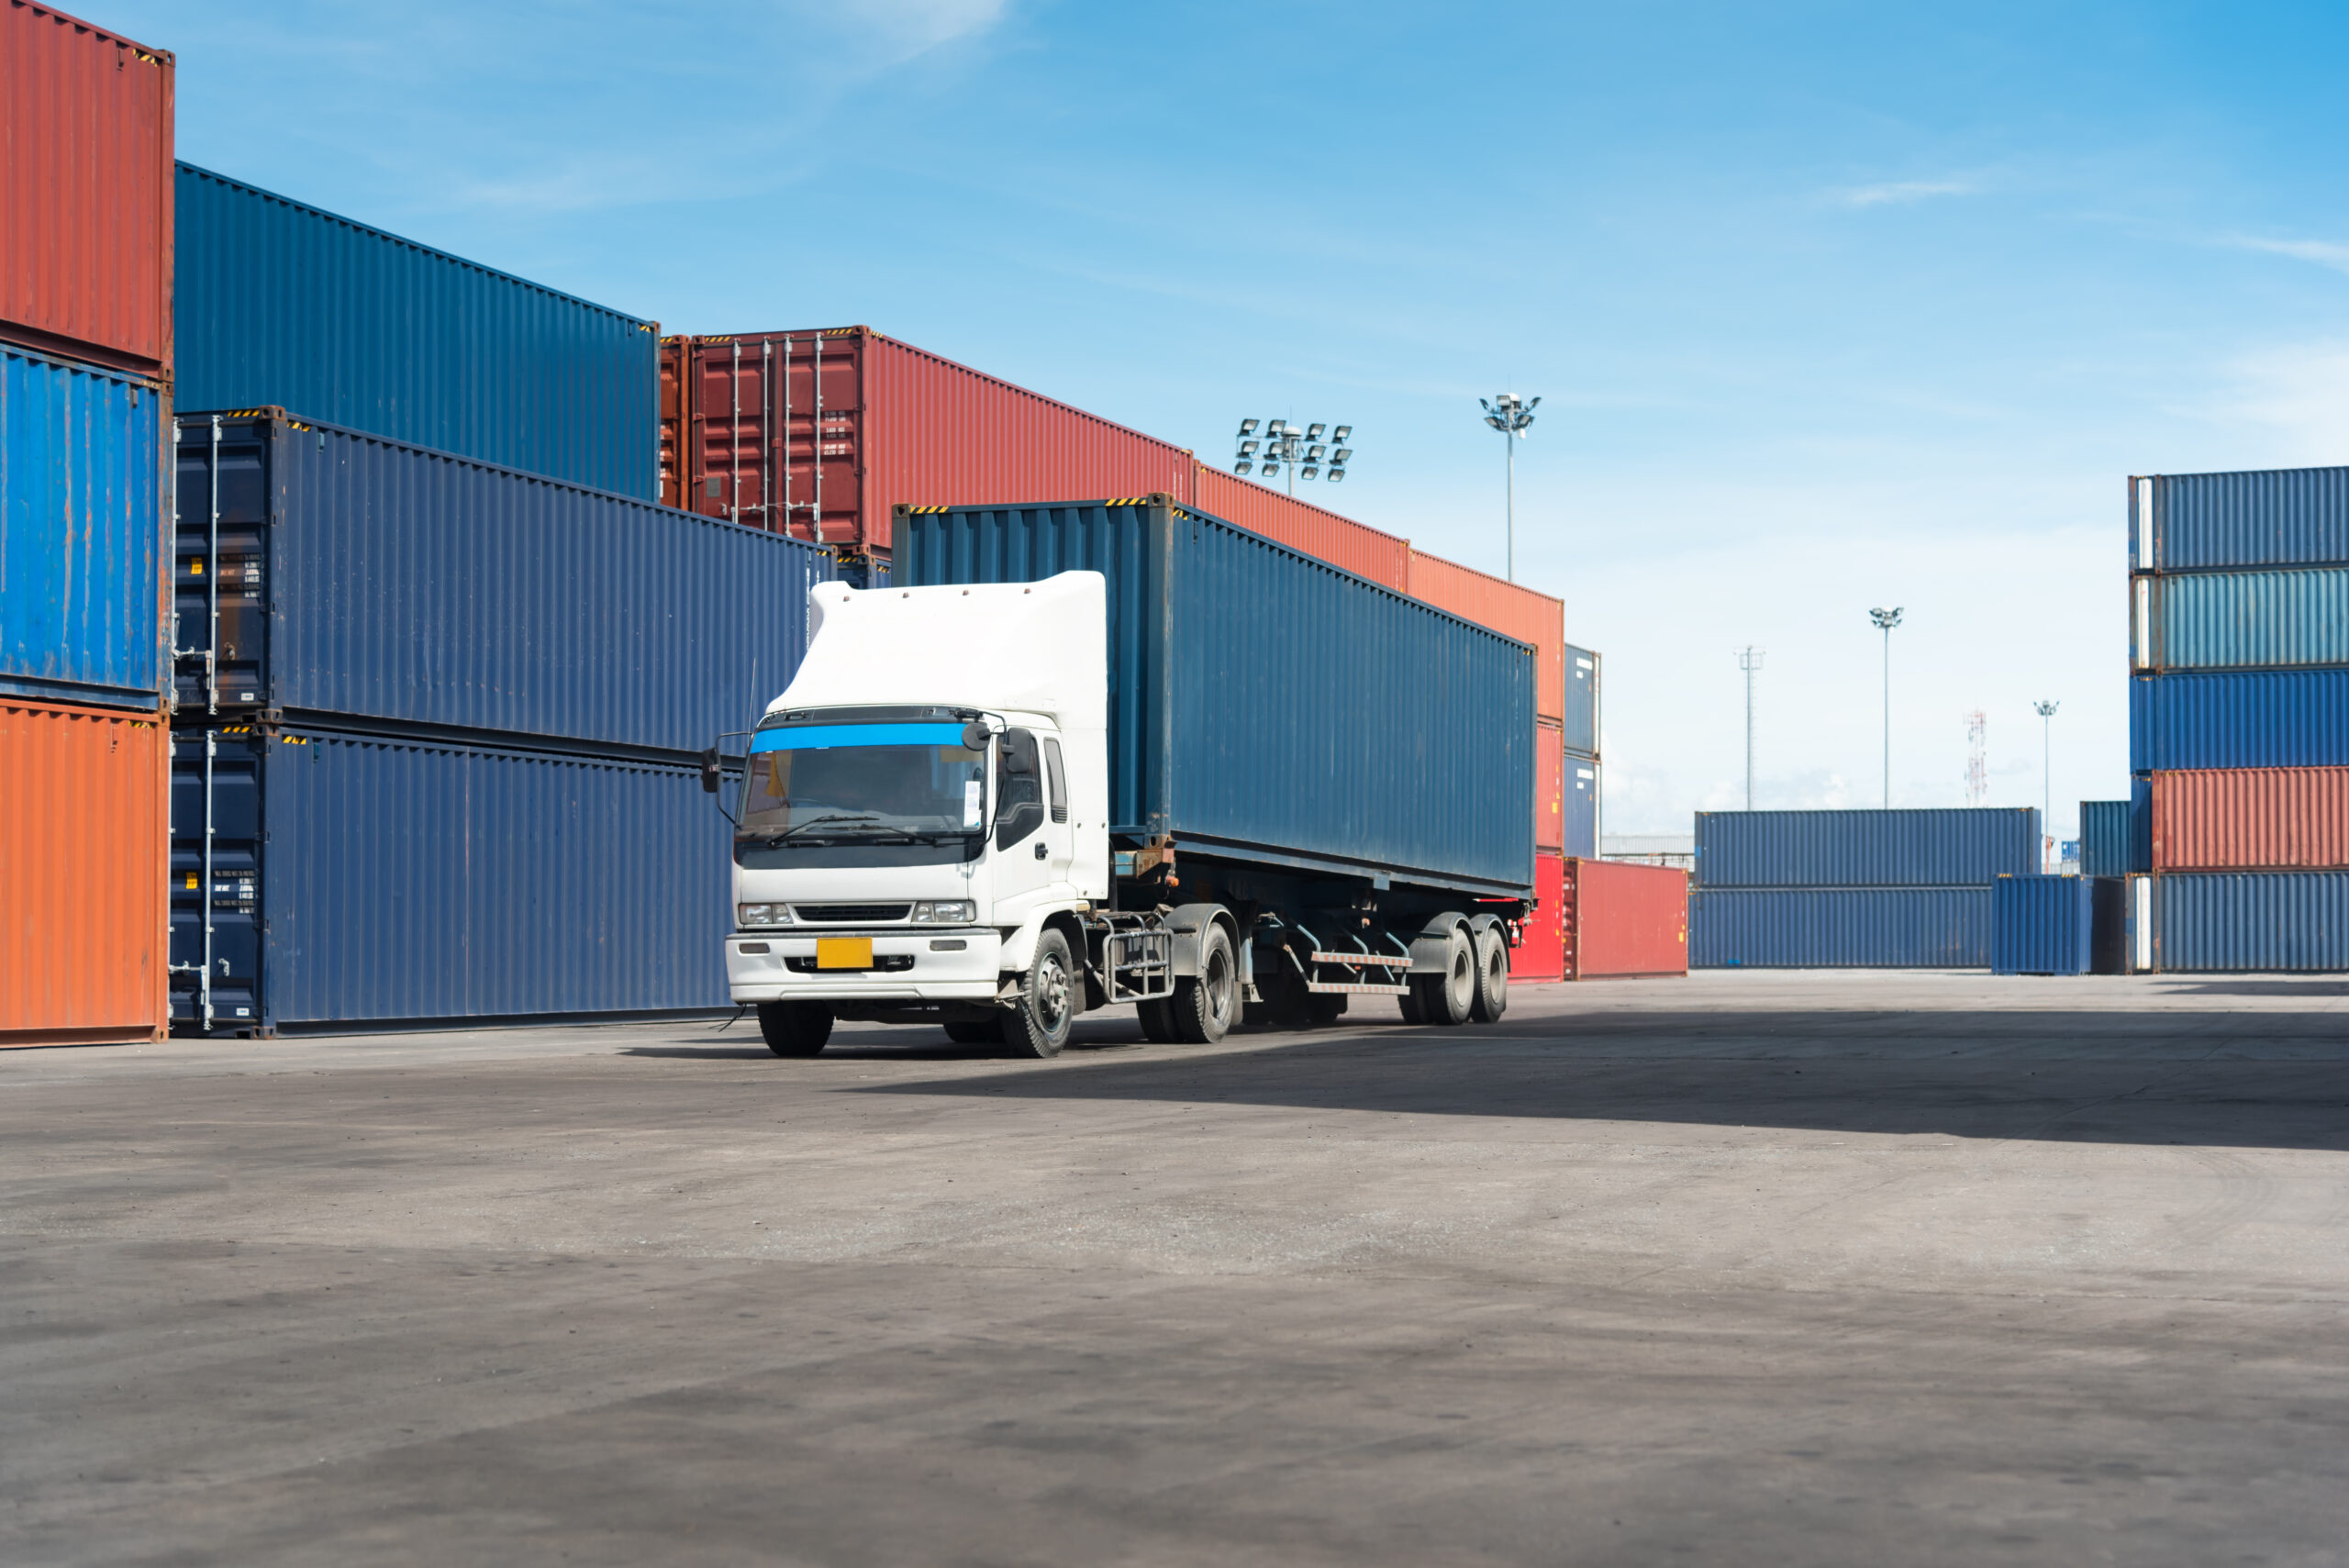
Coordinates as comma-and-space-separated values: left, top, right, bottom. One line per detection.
661, 328, 1195, 559
2150, 766, 2349, 871
1563, 858, 1688, 980
1, 696, 168, 1045
1188, 462, 1412, 591
1406, 550, 1566, 721
1535, 717, 1564, 851
1515, 851, 1566, 982
0, 2, 173, 375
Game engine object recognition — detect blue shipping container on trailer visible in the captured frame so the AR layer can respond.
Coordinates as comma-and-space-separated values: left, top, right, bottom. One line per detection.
1991, 874, 2092, 974
2151, 870, 2349, 973
2137, 466, 2349, 572
2140, 567, 2349, 671
1692, 807, 2041, 888
1, 344, 164, 708
1690, 887, 1993, 968
895, 495, 1535, 897
170, 725, 737, 1033
1562, 642, 1599, 757
2130, 670, 2349, 771
174, 164, 660, 499
173, 410, 833, 756
2079, 800, 2132, 876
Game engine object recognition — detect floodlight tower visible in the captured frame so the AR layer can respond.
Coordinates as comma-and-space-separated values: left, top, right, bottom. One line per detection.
1965, 710, 1987, 806
1480, 393, 1539, 581
1234, 418, 1354, 498
1737, 647, 1765, 810
2034, 699, 2060, 868
1869, 606, 1903, 809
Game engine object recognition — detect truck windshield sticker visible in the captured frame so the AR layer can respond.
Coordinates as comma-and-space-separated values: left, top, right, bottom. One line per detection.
964, 779, 982, 827
751, 721, 969, 753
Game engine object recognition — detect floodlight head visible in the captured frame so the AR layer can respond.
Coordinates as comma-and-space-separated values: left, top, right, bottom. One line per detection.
1238, 439, 1259, 458
1326, 467, 1345, 483
1238, 418, 1260, 437
1524, 396, 1541, 412
1306, 423, 1326, 440
1260, 460, 1280, 478
2034, 699, 2060, 718
1869, 606, 1904, 631
1300, 464, 1319, 480
1332, 425, 1352, 441
1331, 447, 1353, 463
1233, 460, 1253, 475
1484, 415, 1507, 432
1306, 443, 1326, 461
1265, 418, 1286, 434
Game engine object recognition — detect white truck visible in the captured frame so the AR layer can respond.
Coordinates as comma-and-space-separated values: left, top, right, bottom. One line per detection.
707, 499, 1537, 1059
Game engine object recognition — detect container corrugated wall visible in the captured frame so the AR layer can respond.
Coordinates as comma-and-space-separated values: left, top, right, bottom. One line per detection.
2152, 871, 2349, 973
2144, 568, 2349, 670
1519, 851, 1565, 981
1562, 643, 1599, 757
3, 343, 164, 707
2130, 671, 2349, 771
173, 411, 832, 753
2144, 466, 2349, 572
1192, 465, 1412, 592
3, 697, 166, 1044
1403, 550, 1565, 719
2079, 799, 2132, 876
1690, 887, 1993, 968
175, 164, 658, 498
170, 727, 734, 1031
0, 3, 173, 375
1991, 874, 2091, 974
1564, 755, 1598, 858
1564, 858, 1687, 978
1692, 808, 2041, 888
2148, 767, 2349, 870
897, 498, 1535, 895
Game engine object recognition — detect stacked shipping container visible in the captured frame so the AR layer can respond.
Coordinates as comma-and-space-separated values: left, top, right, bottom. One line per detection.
2127, 467, 2349, 970
1689, 809, 2042, 968
1, 4, 173, 1046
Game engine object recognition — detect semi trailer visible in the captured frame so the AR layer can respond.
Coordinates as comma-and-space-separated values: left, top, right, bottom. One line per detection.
712, 495, 1537, 1057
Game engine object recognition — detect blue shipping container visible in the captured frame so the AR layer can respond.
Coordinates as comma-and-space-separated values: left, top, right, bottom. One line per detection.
2152, 870, 2349, 973
2130, 670, 2349, 772
1689, 887, 1993, 968
174, 411, 832, 755
1692, 807, 2041, 889
170, 725, 736, 1032
2143, 466, 2349, 572
2079, 799, 2132, 876
175, 163, 659, 499
1562, 642, 1600, 757
1, 344, 163, 707
1564, 751, 1598, 858
896, 497, 1534, 896
1992, 874, 2092, 974
2146, 567, 2349, 671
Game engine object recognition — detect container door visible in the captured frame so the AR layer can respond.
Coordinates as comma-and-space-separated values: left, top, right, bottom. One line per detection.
173, 416, 273, 713
169, 726, 265, 1032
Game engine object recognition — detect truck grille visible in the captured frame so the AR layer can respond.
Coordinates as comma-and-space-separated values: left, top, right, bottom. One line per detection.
792, 904, 911, 924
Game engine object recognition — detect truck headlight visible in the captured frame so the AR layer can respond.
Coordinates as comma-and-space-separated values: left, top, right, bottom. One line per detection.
738, 903, 792, 928
910, 900, 976, 924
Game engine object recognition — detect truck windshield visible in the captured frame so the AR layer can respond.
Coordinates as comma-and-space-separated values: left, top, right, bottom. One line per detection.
740, 722, 987, 842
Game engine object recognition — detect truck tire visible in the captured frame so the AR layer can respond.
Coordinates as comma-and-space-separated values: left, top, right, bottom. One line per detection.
1000, 929, 1076, 1058
1171, 922, 1237, 1044
1307, 993, 1348, 1026
944, 1018, 1003, 1045
1137, 998, 1179, 1042
1397, 986, 1426, 1024
1469, 925, 1509, 1022
1412, 922, 1475, 1027
759, 1002, 833, 1057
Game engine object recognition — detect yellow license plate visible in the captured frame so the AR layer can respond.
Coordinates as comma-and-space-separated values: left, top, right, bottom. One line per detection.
816, 937, 874, 970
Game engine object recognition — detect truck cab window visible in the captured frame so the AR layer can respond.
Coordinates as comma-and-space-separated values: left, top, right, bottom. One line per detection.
1043, 738, 1067, 823
995, 729, 1045, 849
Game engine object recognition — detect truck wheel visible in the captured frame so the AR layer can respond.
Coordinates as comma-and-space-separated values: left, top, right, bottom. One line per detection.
1171, 923, 1237, 1044
1469, 926, 1509, 1023
1413, 923, 1475, 1027
1137, 998, 1179, 1042
1307, 993, 1348, 1026
944, 1018, 1002, 1045
1397, 986, 1426, 1024
1000, 929, 1076, 1059
759, 1002, 833, 1057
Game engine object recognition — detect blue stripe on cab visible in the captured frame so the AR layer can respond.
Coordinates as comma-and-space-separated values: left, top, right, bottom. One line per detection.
750, 722, 969, 753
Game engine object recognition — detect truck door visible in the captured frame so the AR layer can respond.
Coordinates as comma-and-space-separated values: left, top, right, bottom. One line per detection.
1041, 736, 1076, 888
991, 729, 1052, 916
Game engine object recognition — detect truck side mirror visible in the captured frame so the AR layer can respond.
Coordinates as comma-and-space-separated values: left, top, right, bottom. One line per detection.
698, 747, 722, 795
962, 721, 990, 751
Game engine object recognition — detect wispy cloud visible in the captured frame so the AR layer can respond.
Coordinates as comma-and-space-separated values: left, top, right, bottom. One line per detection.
1831, 177, 1978, 208
2232, 235, 2349, 274
2210, 340, 2349, 464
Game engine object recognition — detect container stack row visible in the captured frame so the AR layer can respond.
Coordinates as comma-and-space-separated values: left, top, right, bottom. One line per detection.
1688, 808, 2043, 967
2, 4, 174, 1047
2124, 466, 2349, 971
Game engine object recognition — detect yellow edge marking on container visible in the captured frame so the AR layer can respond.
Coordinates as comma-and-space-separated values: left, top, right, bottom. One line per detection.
816, 937, 874, 970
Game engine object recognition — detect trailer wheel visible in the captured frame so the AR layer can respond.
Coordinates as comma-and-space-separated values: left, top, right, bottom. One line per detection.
759, 1002, 834, 1057
1469, 926, 1509, 1023
1397, 986, 1426, 1024
944, 1018, 1003, 1046
1171, 923, 1237, 1044
1412, 922, 1476, 1027
1000, 929, 1076, 1058
1137, 997, 1179, 1042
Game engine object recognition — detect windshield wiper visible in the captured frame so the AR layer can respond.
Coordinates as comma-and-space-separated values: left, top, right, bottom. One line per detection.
744, 812, 879, 844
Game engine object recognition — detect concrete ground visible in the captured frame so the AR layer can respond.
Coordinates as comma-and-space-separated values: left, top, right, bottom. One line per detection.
4, 970, 2346, 1566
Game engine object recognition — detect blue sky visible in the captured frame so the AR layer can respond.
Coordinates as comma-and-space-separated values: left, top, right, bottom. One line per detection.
116, 0, 2349, 836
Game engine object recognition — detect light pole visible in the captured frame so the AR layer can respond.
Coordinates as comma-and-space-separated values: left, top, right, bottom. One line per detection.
1737, 647, 1765, 810
1480, 393, 1539, 581
1235, 418, 1353, 497
1869, 606, 1903, 808
2034, 699, 2059, 868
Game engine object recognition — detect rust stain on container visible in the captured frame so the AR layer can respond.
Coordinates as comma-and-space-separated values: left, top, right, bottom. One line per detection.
2150, 766, 2349, 871
1, 697, 168, 1045
0, 2, 173, 375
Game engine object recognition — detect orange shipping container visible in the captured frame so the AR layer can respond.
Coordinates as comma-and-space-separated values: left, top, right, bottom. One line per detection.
1515, 851, 1566, 982
1187, 462, 1412, 591
1536, 717, 1564, 851
1406, 550, 1565, 721
1, 697, 167, 1045
1563, 858, 1687, 980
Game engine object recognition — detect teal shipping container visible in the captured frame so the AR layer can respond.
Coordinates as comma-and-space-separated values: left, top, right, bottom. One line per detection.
1991, 874, 2092, 974
1689, 887, 1992, 968
174, 163, 658, 498
2079, 799, 2132, 876
2137, 567, 2349, 671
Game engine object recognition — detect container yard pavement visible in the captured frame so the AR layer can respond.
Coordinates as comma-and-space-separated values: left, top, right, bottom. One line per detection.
5, 973, 2346, 1566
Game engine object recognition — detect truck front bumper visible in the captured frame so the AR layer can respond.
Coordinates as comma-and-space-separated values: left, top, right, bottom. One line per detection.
725, 929, 1006, 1004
